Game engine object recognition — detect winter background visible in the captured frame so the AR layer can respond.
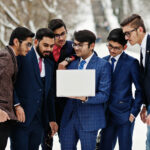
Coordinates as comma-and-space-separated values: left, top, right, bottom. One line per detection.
0, 0, 149, 149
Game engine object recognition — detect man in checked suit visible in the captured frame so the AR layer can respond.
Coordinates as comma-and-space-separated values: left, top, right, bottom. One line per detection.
120, 14, 150, 150
99, 28, 142, 150
10, 28, 58, 150
0, 26, 34, 150
59, 30, 111, 150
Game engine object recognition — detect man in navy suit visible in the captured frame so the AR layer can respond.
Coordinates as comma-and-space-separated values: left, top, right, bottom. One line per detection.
59, 30, 111, 150
120, 14, 150, 150
99, 28, 142, 150
10, 28, 58, 150
42, 19, 76, 150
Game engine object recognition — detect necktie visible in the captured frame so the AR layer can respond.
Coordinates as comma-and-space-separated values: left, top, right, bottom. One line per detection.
39, 57, 42, 73
140, 48, 144, 68
111, 57, 116, 72
78, 60, 86, 70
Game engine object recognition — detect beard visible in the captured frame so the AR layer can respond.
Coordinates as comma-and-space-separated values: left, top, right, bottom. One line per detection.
36, 44, 51, 58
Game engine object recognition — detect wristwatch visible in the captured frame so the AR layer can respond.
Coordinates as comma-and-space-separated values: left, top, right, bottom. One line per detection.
65, 57, 71, 63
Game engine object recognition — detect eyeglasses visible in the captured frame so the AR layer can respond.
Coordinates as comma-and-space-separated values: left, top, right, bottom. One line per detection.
124, 28, 137, 38
72, 43, 89, 49
19, 40, 32, 48
107, 43, 122, 51
55, 31, 66, 39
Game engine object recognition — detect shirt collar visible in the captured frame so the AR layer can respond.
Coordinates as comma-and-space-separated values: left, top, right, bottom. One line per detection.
80, 52, 94, 64
110, 52, 123, 61
34, 46, 40, 60
141, 33, 148, 49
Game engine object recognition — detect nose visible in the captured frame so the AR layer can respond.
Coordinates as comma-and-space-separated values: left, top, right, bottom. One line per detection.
125, 35, 129, 40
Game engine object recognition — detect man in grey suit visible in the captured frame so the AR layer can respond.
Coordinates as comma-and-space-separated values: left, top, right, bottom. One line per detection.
0, 26, 34, 150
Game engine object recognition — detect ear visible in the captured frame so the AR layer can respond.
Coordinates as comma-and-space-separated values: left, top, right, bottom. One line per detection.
13, 38, 20, 47
138, 26, 143, 33
123, 44, 127, 50
34, 39, 38, 47
90, 43, 95, 50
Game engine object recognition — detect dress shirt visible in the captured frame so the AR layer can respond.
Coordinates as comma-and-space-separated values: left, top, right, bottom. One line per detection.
109, 52, 123, 70
140, 33, 148, 67
34, 47, 45, 77
79, 52, 94, 69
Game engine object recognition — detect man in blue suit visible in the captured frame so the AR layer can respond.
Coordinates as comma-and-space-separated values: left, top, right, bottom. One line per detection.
121, 14, 150, 149
59, 30, 111, 150
99, 28, 142, 150
10, 28, 58, 150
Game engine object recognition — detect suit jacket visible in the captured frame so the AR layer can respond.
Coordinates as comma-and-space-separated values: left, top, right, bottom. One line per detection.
104, 52, 142, 125
141, 34, 150, 107
61, 53, 111, 131
0, 46, 17, 120
49, 40, 76, 126
14, 47, 55, 127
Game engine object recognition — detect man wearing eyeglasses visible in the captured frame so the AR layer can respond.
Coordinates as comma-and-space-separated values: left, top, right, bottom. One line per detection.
41, 19, 76, 150
99, 28, 142, 150
10, 28, 58, 150
59, 29, 111, 150
0, 26, 34, 150
121, 13, 150, 150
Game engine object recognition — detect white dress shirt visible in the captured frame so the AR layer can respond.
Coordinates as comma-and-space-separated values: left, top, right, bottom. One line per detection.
79, 52, 94, 69
141, 33, 148, 67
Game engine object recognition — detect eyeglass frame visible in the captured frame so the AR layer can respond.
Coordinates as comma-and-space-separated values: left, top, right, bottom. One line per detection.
124, 28, 138, 38
107, 43, 123, 51
54, 31, 66, 39
19, 40, 33, 48
72, 43, 89, 49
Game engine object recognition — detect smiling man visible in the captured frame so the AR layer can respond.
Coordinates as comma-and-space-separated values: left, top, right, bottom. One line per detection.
59, 29, 111, 150
99, 28, 142, 150
10, 28, 58, 150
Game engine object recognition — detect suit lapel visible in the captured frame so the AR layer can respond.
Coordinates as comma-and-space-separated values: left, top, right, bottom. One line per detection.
86, 53, 97, 69
44, 59, 51, 94
31, 48, 42, 86
145, 34, 150, 74
113, 52, 125, 78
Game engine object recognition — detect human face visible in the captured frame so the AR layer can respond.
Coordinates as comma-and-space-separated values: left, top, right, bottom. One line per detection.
54, 26, 67, 47
18, 37, 33, 56
73, 40, 94, 59
107, 41, 125, 57
122, 25, 140, 45
35, 37, 54, 58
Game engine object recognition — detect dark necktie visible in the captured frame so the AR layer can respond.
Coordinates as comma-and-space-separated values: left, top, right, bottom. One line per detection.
78, 60, 86, 70
111, 57, 116, 72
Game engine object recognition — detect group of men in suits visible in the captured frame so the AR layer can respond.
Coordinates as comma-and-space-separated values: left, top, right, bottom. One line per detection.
0, 13, 150, 150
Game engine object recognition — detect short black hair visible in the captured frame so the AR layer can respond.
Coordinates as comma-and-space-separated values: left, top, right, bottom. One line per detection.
74, 30, 96, 45
9, 26, 35, 46
120, 14, 146, 33
35, 28, 55, 41
48, 19, 67, 31
107, 28, 127, 46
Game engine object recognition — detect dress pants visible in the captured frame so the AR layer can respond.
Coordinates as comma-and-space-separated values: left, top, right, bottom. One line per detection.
0, 120, 14, 150
10, 115, 43, 150
99, 120, 134, 150
60, 112, 98, 150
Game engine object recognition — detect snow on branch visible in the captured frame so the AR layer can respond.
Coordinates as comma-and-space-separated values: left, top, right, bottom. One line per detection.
0, 1, 20, 25
40, 0, 56, 14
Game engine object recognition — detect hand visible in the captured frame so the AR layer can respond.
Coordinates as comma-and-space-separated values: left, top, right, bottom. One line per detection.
129, 114, 135, 123
15, 105, 25, 122
146, 114, 150, 126
68, 96, 87, 102
140, 106, 147, 123
58, 60, 68, 70
0, 109, 10, 122
49, 122, 58, 137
